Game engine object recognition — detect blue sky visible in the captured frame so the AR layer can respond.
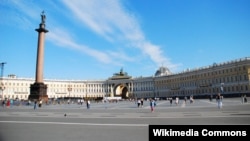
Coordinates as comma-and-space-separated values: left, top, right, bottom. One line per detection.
0, 0, 249, 80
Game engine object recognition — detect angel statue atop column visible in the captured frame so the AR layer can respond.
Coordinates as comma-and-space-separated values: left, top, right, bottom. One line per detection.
41, 11, 46, 24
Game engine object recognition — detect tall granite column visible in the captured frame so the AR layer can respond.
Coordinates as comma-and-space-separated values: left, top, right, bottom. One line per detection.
29, 11, 49, 101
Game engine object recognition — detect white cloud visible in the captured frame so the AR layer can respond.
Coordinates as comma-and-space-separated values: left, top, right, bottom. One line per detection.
0, 0, 39, 29
62, 0, 174, 69
3, 0, 177, 71
47, 28, 112, 64
10, 0, 39, 19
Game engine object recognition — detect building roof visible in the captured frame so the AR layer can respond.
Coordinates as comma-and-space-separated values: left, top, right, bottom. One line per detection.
155, 66, 171, 76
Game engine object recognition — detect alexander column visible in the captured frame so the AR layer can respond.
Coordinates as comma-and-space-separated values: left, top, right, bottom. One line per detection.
29, 11, 49, 101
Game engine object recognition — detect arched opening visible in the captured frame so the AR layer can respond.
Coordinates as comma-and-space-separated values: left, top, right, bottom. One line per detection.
121, 87, 128, 99
114, 84, 129, 99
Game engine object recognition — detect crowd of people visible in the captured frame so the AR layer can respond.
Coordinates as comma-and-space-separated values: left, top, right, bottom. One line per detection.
1, 94, 248, 112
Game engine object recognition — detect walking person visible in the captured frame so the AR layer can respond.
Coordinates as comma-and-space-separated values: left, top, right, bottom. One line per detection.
149, 98, 156, 112
190, 95, 194, 104
175, 97, 179, 105
184, 96, 187, 104
34, 100, 37, 110
10, 99, 13, 108
80, 99, 84, 105
137, 99, 141, 108
86, 100, 90, 109
2, 100, 6, 108
170, 97, 173, 106
209, 95, 213, 102
140, 98, 144, 107
38, 99, 42, 108
242, 94, 247, 103
241, 95, 245, 104
6, 99, 10, 108
216, 93, 223, 109
244, 95, 247, 103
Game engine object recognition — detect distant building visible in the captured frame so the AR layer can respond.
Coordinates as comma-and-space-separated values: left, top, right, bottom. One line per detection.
0, 57, 249, 100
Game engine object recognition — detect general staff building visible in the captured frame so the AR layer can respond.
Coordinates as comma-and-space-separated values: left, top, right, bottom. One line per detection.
0, 57, 249, 100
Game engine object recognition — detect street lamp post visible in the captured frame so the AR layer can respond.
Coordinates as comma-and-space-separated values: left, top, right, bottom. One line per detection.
220, 83, 224, 95
106, 80, 108, 102
68, 84, 72, 99
0, 62, 7, 78
0, 82, 5, 100
85, 82, 88, 101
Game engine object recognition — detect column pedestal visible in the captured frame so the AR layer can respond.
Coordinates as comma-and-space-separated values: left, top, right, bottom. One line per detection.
29, 82, 48, 101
